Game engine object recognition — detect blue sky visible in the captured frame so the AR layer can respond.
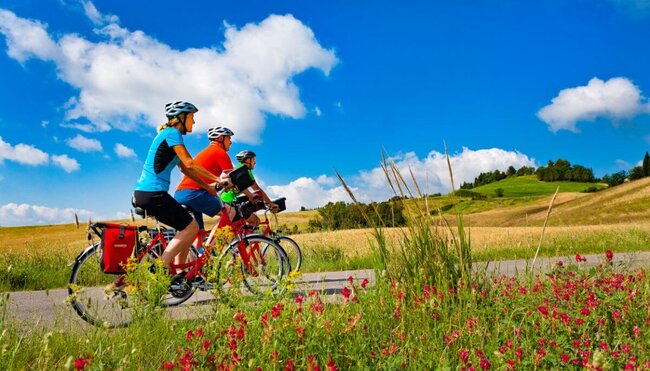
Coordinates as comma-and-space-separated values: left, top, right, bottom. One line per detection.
1, 0, 650, 226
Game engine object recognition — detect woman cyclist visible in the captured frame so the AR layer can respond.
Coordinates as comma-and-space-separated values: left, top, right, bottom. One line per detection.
133, 101, 226, 271
221, 150, 278, 226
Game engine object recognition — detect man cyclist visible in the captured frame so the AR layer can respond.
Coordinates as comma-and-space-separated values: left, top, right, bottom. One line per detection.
174, 126, 243, 229
221, 150, 278, 226
133, 101, 224, 271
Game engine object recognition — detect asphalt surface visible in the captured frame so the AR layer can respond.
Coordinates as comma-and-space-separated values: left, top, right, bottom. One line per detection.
4, 252, 649, 331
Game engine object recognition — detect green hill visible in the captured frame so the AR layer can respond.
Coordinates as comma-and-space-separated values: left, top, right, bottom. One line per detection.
471, 175, 607, 197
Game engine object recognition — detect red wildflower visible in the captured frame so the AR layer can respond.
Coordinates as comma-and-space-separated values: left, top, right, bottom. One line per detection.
605, 250, 613, 262
272, 303, 284, 318
327, 358, 338, 371
186, 330, 194, 341
480, 358, 491, 370
309, 290, 318, 296
261, 312, 270, 328
237, 327, 245, 340
459, 349, 469, 363
74, 358, 87, 370
575, 254, 587, 262
162, 361, 175, 370
229, 339, 237, 350
561, 353, 569, 363
348, 275, 354, 284
361, 278, 369, 289
612, 310, 622, 322
231, 351, 242, 365
557, 260, 564, 267
342, 287, 351, 301
196, 328, 204, 338
295, 326, 305, 338
295, 295, 304, 304
397, 291, 405, 300
515, 348, 524, 360
285, 359, 296, 371
633, 326, 641, 336
201, 339, 212, 353
537, 306, 549, 317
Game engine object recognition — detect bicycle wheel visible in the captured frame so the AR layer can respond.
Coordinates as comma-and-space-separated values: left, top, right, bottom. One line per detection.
68, 243, 135, 328
274, 236, 302, 272
215, 236, 288, 297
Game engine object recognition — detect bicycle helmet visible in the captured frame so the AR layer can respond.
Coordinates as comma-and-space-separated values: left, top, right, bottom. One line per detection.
165, 101, 198, 118
207, 127, 235, 141
236, 150, 256, 163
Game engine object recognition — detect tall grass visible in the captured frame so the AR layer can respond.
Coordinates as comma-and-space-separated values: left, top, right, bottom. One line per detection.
336, 149, 473, 291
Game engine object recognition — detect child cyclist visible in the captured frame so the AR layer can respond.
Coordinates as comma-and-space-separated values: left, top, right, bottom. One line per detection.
221, 150, 278, 226
132, 101, 228, 271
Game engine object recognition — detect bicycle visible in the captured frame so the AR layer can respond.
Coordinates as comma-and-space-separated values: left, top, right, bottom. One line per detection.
68, 203, 288, 328
232, 196, 302, 272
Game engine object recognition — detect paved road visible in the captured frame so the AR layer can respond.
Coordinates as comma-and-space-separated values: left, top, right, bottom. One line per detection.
4, 252, 649, 331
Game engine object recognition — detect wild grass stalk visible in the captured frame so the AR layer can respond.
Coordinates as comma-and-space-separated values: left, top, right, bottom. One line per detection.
336, 149, 474, 291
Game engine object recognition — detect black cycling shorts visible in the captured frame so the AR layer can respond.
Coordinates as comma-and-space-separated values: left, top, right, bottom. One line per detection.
133, 191, 193, 231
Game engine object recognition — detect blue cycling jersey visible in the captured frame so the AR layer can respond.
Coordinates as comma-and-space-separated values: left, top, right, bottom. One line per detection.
135, 127, 184, 192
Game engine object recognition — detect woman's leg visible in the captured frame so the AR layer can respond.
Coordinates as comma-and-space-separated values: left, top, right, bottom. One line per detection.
161, 219, 199, 269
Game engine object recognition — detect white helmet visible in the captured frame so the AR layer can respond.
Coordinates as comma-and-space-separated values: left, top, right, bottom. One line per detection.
207, 127, 234, 141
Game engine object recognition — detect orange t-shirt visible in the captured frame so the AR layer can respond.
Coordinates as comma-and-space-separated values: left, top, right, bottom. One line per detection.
176, 143, 234, 191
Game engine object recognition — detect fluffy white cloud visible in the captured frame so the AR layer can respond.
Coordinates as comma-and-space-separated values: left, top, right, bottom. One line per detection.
0, 6, 338, 143
266, 177, 352, 211
265, 147, 536, 211
0, 202, 100, 226
537, 77, 649, 132
114, 143, 136, 158
51, 154, 80, 173
66, 134, 102, 152
0, 136, 49, 165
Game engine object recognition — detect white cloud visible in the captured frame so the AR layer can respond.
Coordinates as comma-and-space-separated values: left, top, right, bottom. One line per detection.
66, 134, 102, 152
51, 154, 80, 172
0, 136, 49, 165
0, 202, 101, 226
314, 106, 322, 116
316, 174, 336, 186
537, 77, 649, 132
81, 0, 118, 26
114, 143, 136, 158
0, 7, 338, 143
41, 120, 49, 127
0, 9, 58, 62
265, 147, 536, 211
266, 177, 351, 211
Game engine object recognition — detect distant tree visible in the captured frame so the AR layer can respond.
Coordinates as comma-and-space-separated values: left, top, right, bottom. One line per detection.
506, 166, 516, 177
629, 166, 645, 181
644, 152, 650, 177
602, 171, 627, 187
300, 206, 307, 212
494, 188, 505, 197
516, 166, 536, 176
460, 181, 474, 190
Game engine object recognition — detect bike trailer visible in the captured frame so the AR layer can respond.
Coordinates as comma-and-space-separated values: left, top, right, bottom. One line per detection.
99, 223, 138, 274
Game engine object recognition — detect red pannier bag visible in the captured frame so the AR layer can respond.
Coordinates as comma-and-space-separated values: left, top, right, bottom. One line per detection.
100, 223, 138, 274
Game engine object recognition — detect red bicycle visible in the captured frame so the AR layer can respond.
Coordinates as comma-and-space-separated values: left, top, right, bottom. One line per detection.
68, 202, 288, 328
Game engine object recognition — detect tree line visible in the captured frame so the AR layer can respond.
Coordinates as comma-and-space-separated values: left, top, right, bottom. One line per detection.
306, 200, 406, 232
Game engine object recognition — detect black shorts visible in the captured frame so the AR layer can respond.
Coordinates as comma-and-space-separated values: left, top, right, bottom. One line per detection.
133, 191, 193, 231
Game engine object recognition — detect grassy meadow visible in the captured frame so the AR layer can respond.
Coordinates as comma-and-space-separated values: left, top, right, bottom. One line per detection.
2, 176, 650, 292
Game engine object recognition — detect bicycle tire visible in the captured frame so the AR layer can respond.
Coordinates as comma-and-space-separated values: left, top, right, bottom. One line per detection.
68, 243, 135, 328
214, 235, 288, 297
273, 236, 302, 272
